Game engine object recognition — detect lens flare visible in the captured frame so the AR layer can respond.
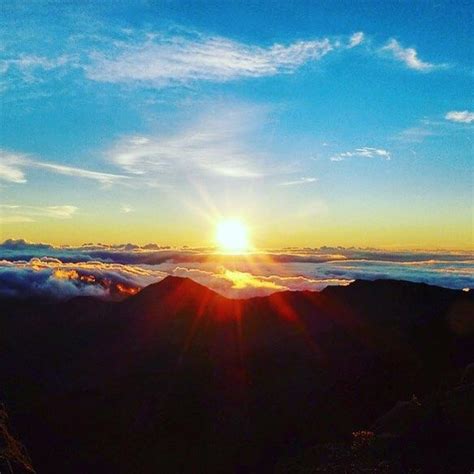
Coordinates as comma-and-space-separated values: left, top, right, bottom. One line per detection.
216, 219, 249, 253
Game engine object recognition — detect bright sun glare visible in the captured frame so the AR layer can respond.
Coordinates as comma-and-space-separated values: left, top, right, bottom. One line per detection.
216, 219, 249, 253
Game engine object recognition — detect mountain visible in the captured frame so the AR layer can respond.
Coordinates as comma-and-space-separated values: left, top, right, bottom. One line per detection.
0, 402, 34, 474
0, 277, 472, 473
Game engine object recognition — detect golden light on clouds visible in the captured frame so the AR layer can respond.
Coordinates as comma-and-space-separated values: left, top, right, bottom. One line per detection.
222, 269, 285, 290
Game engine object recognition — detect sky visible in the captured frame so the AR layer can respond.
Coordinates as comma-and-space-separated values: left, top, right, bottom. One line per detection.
0, 0, 473, 251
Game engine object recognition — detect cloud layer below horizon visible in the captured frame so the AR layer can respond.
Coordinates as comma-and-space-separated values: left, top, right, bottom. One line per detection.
0, 239, 472, 301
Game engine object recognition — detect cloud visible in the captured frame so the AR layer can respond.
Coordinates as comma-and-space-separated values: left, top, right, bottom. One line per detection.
348, 32, 364, 48
0, 150, 28, 183
0, 239, 196, 265
121, 204, 133, 213
396, 125, 435, 143
31, 162, 128, 185
2, 239, 472, 267
170, 266, 350, 298
41, 205, 78, 219
1, 247, 472, 300
312, 258, 474, 291
85, 34, 334, 86
0, 265, 107, 300
0, 239, 53, 251
0, 205, 78, 222
1, 54, 72, 75
0, 216, 35, 223
0, 257, 165, 300
396, 113, 473, 144
0, 240, 472, 299
445, 110, 474, 124
0, 255, 352, 300
330, 147, 391, 162
107, 105, 266, 179
0, 148, 128, 185
380, 39, 444, 72
0, 54, 74, 88
279, 177, 318, 186
3, 26, 451, 100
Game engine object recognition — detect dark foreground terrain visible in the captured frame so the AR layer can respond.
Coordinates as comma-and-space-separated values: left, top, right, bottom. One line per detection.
0, 277, 473, 473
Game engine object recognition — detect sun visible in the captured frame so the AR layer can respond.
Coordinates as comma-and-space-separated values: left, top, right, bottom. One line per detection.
216, 219, 249, 253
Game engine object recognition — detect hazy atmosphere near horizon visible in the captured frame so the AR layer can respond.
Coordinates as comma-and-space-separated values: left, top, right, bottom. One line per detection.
0, 3, 473, 474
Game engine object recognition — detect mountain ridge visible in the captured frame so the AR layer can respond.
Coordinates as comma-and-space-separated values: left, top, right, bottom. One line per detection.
0, 277, 472, 473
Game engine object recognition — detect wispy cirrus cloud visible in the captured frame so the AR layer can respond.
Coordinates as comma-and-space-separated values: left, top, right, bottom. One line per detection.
107, 104, 267, 180
32, 162, 128, 185
0, 204, 78, 223
1, 104, 269, 188
396, 112, 472, 145
0, 149, 128, 185
445, 110, 474, 124
0, 150, 28, 183
87, 32, 448, 87
0, 216, 35, 223
396, 125, 436, 143
330, 147, 391, 162
1, 26, 451, 97
380, 39, 445, 72
279, 177, 318, 186
0, 54, 75, 93
1, 54, 73, 76
85, 34, 334, 86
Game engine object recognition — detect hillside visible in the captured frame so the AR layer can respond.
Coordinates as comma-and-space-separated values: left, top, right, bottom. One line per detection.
0, 277, 472, 473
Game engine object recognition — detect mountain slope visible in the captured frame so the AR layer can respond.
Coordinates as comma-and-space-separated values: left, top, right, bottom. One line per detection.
0, 278, 472, 473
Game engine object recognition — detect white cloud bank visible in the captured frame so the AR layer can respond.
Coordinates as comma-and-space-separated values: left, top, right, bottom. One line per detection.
0, 242, 472, 300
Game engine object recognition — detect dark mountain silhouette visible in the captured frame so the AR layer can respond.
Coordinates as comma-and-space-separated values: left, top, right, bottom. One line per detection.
0, 403, 35, 473
0, 277, 472, 473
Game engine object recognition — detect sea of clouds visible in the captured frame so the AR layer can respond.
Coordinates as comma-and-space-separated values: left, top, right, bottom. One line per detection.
0, 239, 472, 300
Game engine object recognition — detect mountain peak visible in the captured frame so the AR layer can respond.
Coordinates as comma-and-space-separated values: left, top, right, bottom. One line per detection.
156, 275, 214, 292
130, 275, 221, 303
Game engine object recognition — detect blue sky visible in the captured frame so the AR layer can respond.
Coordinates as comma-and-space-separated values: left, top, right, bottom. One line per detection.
0, 0, 472, 248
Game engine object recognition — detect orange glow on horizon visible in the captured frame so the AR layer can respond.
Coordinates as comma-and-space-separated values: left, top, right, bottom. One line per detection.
115, 283, 139, 296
